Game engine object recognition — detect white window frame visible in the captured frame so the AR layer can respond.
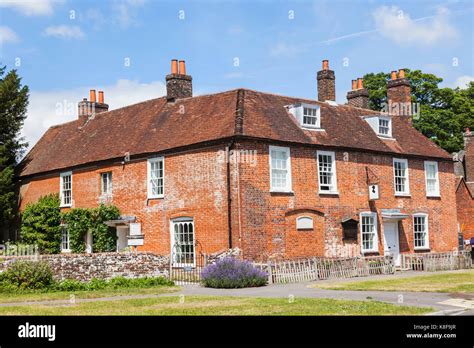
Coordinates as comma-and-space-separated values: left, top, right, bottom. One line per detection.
378, 116, 392, 137
302, 106, 321, 129
424, 161, 440, 197
170, 217, 196, 267
61, 224, 70, 252
100, 172, 113, 196
317, 150, 338, 194
413, 213, 430, 250
59, 171, 72, 207
360, 212, 379, 253
147, 157, 164, 199
269, 145, 292, 193
393, 158, 410, 196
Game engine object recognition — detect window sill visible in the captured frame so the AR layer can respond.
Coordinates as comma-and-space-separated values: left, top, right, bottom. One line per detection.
270, 190, 294, 194
414, 247, 430, 252
426, 194, 441, 198
362, 250, 380, 255
61, 249, 71, 253
60, 205, 72, 208
394, 193, 411, 197
319, 191, 339, 196
147, 196, 164, 200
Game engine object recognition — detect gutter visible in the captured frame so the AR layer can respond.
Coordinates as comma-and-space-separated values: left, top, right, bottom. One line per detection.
226, 140, 234, 249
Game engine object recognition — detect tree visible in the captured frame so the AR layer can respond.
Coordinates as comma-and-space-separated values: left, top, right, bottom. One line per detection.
363, 69, 474, 153
0, 66, 29, 240
19, 194, 62, 254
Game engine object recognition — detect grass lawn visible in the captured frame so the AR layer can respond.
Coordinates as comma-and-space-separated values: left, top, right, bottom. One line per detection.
0, 295, 431, 315
311, 270, 474, 293
0, 286, 180, 304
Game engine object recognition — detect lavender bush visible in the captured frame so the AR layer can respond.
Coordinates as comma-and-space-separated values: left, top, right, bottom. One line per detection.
201, 257, 268, 288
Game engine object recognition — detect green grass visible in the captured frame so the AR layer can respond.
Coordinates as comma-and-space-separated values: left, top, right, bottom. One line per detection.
0, 286, 180, 304
0, 295, 431, 315
311, 270, 474, 293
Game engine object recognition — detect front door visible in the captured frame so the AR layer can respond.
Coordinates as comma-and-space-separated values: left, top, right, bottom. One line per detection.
171, 218, 195, 267
116, 226, 129, 251
383, 221, 400, 266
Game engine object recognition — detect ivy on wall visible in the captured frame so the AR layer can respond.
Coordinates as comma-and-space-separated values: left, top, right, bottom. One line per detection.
61, 204, 120, 253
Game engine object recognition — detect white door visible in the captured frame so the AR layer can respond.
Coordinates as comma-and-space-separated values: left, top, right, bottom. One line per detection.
383, 222, 400, 266
170, 218, 195, 267
116, 226, 129, 251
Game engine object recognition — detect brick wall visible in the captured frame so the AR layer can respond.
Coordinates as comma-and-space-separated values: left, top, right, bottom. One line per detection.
20, 144, 231, 256
19, 140, 458, 261
0, 253, 169, 281
456, 180, 474, 240
235, 140, 458, 260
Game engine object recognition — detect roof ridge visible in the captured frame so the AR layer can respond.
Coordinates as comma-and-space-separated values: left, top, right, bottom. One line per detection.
234, 89, 245, 135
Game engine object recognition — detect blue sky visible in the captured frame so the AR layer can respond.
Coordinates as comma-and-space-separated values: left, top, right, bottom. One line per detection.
0, 0, 473, 148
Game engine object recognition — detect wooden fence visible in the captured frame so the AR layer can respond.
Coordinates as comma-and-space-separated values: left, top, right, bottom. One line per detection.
400, 251, 472, 272
254, 255, 395, 284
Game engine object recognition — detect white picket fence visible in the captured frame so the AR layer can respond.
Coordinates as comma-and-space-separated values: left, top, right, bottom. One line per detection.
254, 255, 395, 284
400, 251, 472, 272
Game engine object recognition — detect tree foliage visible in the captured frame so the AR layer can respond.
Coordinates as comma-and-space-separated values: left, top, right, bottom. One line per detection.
19, 194, 62, 254
0, 65, 29, 239
363, 69, 474, 153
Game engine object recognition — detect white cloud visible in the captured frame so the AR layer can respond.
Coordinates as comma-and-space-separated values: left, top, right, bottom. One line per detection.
23, 79, 166, 150
112, 0, 147, 29
453, 75, 474, 89
0, 0, 63, 16
43, 25, 85, 39
372, 6, 457, 46
0, 26, 19, 45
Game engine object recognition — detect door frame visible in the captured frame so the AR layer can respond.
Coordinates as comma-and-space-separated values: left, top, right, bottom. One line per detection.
382, 221, 401, 266
116, 226, 129, 252
170, 217, 196, 267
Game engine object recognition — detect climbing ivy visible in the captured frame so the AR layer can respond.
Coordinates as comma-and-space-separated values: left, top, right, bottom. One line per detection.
61, 204, 120, 253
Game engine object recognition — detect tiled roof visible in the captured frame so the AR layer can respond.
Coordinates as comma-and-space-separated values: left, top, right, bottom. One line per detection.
18, 88, 451, 177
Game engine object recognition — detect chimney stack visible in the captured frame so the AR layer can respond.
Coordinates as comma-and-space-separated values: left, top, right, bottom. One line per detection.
347, 77, 369, 109
78, 89, 109, 123
387, 68, 411, 116
166, 59, 192, 101
317, 59, 335, 102
464, 128, 474, 183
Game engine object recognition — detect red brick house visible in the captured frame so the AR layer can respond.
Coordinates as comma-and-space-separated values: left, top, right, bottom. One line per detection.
17, 59, 459, 265
454, 130, 474, 241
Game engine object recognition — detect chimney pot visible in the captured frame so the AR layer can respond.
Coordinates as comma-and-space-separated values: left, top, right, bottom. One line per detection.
322, 59, 329, 70
357, 78, 363, 90
390, 71, 397, 80
171, 59, 178, 74
179, 60, 186, 75
90, 89, 96, 103
398, 69, 406, 78
351, 80, 357, 90
98, 91, 104, 104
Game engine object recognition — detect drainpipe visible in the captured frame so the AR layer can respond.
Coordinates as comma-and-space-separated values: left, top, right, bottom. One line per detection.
226, 140, 234, 249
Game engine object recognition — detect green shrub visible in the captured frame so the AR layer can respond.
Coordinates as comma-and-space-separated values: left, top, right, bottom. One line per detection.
19, 194, 62, 254
52, 279, 87, 292
1, 260, 53, 289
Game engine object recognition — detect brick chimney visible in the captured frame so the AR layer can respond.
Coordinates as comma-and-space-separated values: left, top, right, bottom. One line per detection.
317, 59, 335, 102
464, 128, 474, 183
387, 69, 411, 116
78, 89, 109, 123
166, 59, 192, 101
347, 77, 369, 109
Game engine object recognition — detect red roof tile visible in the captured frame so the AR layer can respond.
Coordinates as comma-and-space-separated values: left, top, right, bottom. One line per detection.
18, 88, 451, 177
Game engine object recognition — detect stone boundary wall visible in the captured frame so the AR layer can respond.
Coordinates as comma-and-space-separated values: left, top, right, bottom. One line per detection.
0, 252, 169, 281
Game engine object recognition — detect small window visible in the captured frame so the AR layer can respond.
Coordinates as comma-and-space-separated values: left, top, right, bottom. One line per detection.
393, 158, 409, 195
60, 171, 72, 207
61, 225, 70, 252
413, 214, 429, 249
303, 107, 319, 127
378, 117, 391, 136
317, 150, 338, 194
101, 172, 112, 195
360, 212, 378, 253
296, 216, 313, 230
269, 146, 292, 192
147, 157, 164, 198
424, 161, 440, 197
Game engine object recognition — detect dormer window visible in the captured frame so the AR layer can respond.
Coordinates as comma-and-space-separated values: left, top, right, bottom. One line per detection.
363, 115, 392, 138
378, 117, 391, 137
287, 103, 321, 129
